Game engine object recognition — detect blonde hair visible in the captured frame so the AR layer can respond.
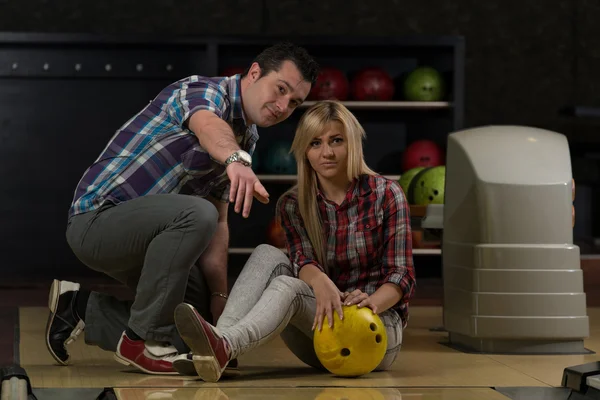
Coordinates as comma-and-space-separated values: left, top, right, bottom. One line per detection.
287, 100, 376, 271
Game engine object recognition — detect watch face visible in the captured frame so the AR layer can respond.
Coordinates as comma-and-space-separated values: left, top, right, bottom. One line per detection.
240, 152, 252, 164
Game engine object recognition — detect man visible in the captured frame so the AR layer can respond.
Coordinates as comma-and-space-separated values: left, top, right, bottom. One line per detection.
46, 41, 319, 375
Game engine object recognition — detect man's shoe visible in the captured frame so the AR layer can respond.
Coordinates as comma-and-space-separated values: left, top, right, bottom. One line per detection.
45, 279, 85, 365
173, 353, 240, 377
114, 331, 180, 375
174, 303, 230, 382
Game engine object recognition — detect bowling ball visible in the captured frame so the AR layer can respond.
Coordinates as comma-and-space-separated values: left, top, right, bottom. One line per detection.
266, 218, 286, 248
350, 68, 395, 101
410, 166, 446, 206
403, 66, 445, 102
313, 305, 387, 377
309, 67, 349, 101
314, 388, 390, 400
263, 140, 297, 174
398, 167, 425, 201
401, 140, 444, 172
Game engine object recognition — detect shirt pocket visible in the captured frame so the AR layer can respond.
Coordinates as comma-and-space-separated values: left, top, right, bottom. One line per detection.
352, 211, 385, 267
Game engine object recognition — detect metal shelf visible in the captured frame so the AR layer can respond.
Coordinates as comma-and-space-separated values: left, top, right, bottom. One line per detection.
299, 101, 451, 110
229, 247, 440, 255
256, 174, 401, 183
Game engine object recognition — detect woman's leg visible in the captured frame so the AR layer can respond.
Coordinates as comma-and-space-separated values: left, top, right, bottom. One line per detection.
279, 324, 326, 371
374, 310, 404, 371
172, 244, 294, 376
216, 244, 294, 330
219, 244, 323, 369
174, 274, 317, 382
221, 275, 316, 359
225, 291, 403, 374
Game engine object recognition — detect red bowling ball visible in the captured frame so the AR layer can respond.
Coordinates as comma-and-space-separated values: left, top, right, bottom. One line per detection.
266, 218, 287, 249
309, 67, 349, 101
401, 140, 444, 171
351, 68, 395, 101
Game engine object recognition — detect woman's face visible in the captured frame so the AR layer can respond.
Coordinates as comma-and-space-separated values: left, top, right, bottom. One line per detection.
305, 121, 348, 183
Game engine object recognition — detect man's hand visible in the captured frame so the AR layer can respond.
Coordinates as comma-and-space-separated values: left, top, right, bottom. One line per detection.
226, 162, 269, 218
187, 111, 270, 218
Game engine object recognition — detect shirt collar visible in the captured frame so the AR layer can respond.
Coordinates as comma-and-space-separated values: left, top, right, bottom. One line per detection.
316, 175, 372, 205
358, 174, 374, 197
227, 74, 250, 126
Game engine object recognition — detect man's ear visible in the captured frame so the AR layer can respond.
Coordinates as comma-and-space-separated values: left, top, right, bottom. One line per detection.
247, 62, 262, 82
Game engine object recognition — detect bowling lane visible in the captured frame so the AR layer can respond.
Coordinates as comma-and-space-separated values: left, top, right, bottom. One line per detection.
18, 306, 546, 389
111, 387, 511, 399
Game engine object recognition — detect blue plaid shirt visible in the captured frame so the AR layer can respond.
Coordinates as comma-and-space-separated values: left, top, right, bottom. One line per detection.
69, 74, 257, 218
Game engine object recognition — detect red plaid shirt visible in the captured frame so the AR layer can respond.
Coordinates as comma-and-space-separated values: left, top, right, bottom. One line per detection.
276, 174, 416, 327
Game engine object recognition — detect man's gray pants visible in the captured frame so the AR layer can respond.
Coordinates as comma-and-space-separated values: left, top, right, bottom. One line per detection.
66, 194, 218, 352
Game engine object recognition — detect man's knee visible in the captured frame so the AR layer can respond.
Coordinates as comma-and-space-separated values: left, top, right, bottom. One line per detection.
180, 197, 219, 236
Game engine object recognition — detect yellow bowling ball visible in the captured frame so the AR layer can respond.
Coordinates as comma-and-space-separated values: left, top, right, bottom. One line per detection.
314, 388, 396, 400
313, 305, 387, 377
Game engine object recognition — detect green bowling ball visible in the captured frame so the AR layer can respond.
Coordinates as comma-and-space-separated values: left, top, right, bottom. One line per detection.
398, 167, 425, 202
410, 166, 446, 205
403, 67, 445, 102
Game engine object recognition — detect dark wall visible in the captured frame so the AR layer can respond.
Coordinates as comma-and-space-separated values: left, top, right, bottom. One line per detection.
2, 0, 600, 281
1, 0, 598, 134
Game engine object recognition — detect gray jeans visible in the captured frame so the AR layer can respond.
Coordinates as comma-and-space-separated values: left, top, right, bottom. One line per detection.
65, 194, 218, 351
217, 244, 403, 371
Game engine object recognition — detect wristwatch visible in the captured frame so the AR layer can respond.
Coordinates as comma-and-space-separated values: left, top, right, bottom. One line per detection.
224, 150, 252, 167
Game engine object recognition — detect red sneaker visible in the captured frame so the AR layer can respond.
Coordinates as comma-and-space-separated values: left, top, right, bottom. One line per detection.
174, 303, 230, 382
114, 331, 179, 375
173, 353, 240, 377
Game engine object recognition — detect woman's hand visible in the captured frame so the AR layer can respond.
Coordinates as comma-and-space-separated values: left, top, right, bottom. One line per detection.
311, 274, 345, 331
342, 289, 378, 314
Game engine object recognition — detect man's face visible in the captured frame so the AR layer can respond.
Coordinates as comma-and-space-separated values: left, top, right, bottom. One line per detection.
242, 60, 311, 127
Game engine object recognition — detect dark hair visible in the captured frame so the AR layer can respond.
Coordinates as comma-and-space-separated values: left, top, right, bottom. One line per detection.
244, 42, 320, 86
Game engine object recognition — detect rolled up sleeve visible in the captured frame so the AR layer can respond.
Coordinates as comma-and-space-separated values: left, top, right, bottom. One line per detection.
276, 193, 325, 277
381, 181, 416, 303
168, 80, 228, 127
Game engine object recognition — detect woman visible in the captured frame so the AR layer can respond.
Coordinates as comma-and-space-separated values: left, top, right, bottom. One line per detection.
174, 100, 416, 382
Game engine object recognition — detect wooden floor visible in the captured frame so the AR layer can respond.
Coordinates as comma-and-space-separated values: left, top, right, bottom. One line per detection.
10, 305, 600, 399
110, 387, 511, 399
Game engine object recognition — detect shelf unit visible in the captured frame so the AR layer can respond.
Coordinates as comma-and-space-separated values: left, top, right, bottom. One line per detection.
219, 36, 465, 273
298, 101, 452, 110
229, 247, 441, 256
255, 174, 401, 183
0, 33, 463, 277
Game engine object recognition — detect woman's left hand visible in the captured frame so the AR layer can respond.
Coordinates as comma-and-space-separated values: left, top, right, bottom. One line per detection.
342, 289, 378, 313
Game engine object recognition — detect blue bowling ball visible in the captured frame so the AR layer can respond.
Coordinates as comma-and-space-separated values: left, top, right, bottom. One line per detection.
263, 141, 297, 174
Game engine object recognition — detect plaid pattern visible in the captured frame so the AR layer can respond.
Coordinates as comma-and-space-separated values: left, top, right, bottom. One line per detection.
69, 74, 257, 217
276, 174, 416, 327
